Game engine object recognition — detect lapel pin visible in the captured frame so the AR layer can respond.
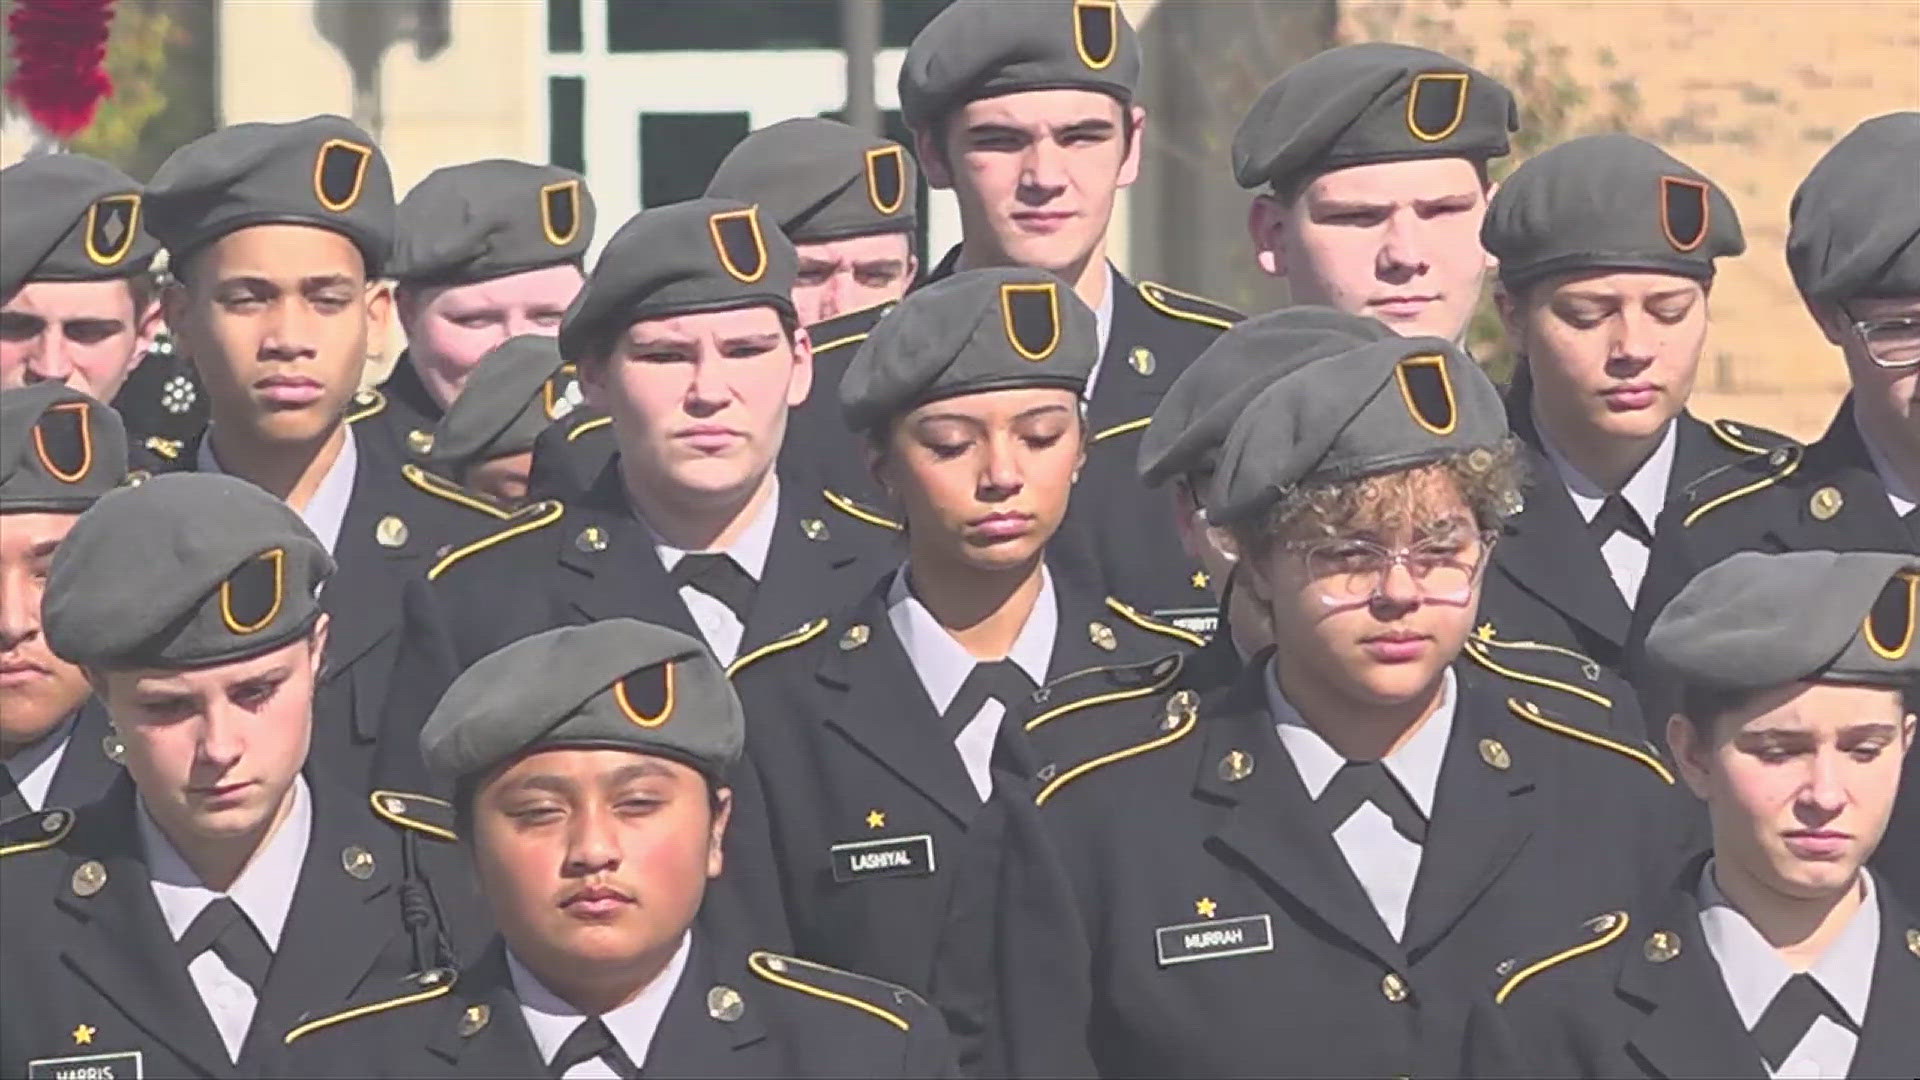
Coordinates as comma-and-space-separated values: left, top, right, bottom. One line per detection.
1478, 738, 1511, 771
865, 809, 886, 830
406, 430, 435, 456
1218, 749, 1253, 782
375, 515, 409, 548
801, 518, 829, 541
1808, 486, 1843, 521
1381, 972, 1409, 1003
341, 845, 376, 880
1129, 346, 1156, 376
101, 733, 125, 764
1643, 930, 1681, 963
71, 1024, 96, 1046
458, 1003, 490, 1037
1585, 911, 1622, 935
71, 860, 107, 897
1906, 928, 1919, 958
707, 985, 745, 1023
41, 810, 66, 834
576, 526, 609, 553
839, 624, 870, 651
1194, 896, 1217, 918
1089, 621, 1117, 652
1164, 689, 1198, 731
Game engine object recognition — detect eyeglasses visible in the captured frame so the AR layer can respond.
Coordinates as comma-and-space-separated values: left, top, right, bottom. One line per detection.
1851, 315, 1920, 369
1285, 530, 1497, 610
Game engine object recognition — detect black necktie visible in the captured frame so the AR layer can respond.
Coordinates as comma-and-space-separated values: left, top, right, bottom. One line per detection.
668, 553, 757, 622
1315, 761, 1429, 845
940, 660, 1039, 739
1588, 494, 1653, 545
176, 897, 273, 993
0, 767, 28, 823
549, 1017, 639, 1079
1750, 973, 1857, 1071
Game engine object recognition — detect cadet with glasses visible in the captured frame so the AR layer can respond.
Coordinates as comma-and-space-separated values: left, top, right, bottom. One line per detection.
1483, 551, 1919, 1078
1013, 334, 1690, 1077
282, 619, 961, 1078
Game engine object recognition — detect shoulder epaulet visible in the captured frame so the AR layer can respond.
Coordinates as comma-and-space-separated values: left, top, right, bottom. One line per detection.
1136, 280, 1243, 332
0, 807, 74, 858
370, 790, 457, 842
344, 388, 387, 424
1036, 686, 1200, 806
565, 413, 612, 443
1463, 625, 1613, 710
1026, 652, 1183, 733
822, 488, 902, 532
1681, 433, 1802, 528
809, 302, 894, 354
1506, 697, 1675, 786
142, 435, 181, 461
1494, 910, 1629, 1005
1104, 597, 1208, 649
728, 618, 830, 679
1708, 417, 1796, 457
401, 464, 513, 521
748, 951, 925, 1032
283, 967, 455, 1044
427, 499, 564, 581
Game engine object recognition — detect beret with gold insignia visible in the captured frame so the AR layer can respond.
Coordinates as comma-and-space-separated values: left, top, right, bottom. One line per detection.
1208, 336, 1507, 526
1647, 550, 1920, 693
429, 334, 570, 478
146, 114, 395, 277
706, 119, 918, 243
390, 159, 594, 285
1788, 111, 1920, 301
1233, 42, 1516, 194
0, 385, 128, 513
899, 0, 1141, 132
839, 266, 1096, 434
0, 154, 158, 299
1483, 133, 1743, 291
558, 198, 797, 362
420, 618, 744, 787
44, 473, 334, 668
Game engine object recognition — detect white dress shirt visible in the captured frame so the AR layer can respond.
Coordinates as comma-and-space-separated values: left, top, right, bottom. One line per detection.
1698, 860, 1878, 1079
1083, 263, 1118, 401
644, 477, 779, 667
142, 776, 312, 1060
510, 930, 692, 1078
1269, 667, 1456, 941
1541, 420, 1677, 604
199, 426, 359, 557
4, 712, 75, 812
888, 566, 1057, 801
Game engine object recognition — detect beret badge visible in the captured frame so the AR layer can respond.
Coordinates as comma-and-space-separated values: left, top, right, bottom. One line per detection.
541, 179, 583, 247
85, 194, 141, 267
1660, 175, 1710, 253
1406, 72, 1470, 142
1394, 354, 1458, 436
313, 138, 373, 213
865, 145, 907, 217
219, 548, 285, 636
1001, 281, 1062, 362
614, 661, 675, 728
1864, 571, 1917, 662
33, 400, 94, 483
1074, 0, 1119, 71
708, 206, 769, 285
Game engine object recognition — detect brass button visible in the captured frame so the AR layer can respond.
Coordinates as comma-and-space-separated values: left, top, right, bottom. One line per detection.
406, 429, 435, 456
375, 515, 409, 548
1644, 930, 1681, 963
707, 985, 744, 1022
71, 860, 107, 897
1809, 486, 1844, 521
1381, 971, 1409, 1003
384, 796, 407, 816
40, 810, 66, 834
1217, 749, 1254, 783
1478, 738, 1511, 771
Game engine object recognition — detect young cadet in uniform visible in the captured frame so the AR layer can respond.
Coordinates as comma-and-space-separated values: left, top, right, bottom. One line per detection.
898, 0, 1243, 628
1135, 306, 1397, 671
1487, 550, 1920, 1078
424, 334, 573, 509
1477, 134, 1793, 678
0, 155, 207, 451
423, 198, 890, 676
1019, 334, 1690, 1078
138, 115, 485, 783
0, 473, 472, 1079
0, 386, 128, 821
1234, 42, 1516, 345
282, 618, 960, 1077
381, 159, 593, 463
1635, 114, 1920, 675
728, 266, 1197, 1070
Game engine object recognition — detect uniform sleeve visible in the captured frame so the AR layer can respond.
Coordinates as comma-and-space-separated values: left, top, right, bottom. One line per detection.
369, 576, 461, 797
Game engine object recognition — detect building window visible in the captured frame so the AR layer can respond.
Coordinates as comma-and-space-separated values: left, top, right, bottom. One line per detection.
550, 77, 585, 171
639, 112, 751, 207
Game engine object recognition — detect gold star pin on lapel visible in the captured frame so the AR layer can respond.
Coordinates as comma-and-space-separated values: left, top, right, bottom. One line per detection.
1190, 570, 1210, 590
865, 809, 886, 830
72, 1024, 95, 1046
1195, 897, 1217, 919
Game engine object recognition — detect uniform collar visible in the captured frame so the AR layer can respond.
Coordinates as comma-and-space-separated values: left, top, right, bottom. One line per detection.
1266, 664, 1455, 817
1539, 415, 1677, 528
641, 475, 780, 582
1696, 858, 1880, 1028
198, 425, 359, 557
140, 774, 312, 950
508, 930, 692, 1072
4, 708, 77, 812
886, 564, 1057, 714
1086, 262, 1117, 398
1858, 422, 1918, 517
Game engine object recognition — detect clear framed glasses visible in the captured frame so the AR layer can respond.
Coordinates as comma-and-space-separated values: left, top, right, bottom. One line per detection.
1852, 315, 1920, 369
1286, 530, 1497, 610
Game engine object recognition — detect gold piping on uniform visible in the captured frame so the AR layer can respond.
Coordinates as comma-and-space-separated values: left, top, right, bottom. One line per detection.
429, 500, 564, 580
369, 789, 458, 843
822, 489, 903, 531
284, 976, 454, 1043
1037, 701, 1198, 806
728, 618, 829, 678
748, 951, 910, 1031
1092, 416, 1152, 442
1463, 639, 1613, 709
1104, 597, 1207, 648
1496, 911, 1629, 1004
403, 464, 512, 520
1507, 698, 1674, 785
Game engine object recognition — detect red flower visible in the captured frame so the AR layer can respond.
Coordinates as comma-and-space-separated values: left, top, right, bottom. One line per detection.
5, 0, 117, 140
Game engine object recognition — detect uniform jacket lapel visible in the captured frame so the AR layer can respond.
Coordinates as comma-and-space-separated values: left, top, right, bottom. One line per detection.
44, 699, 122, 811
818, 577, 984, 828
556, 461, 702, 640
1617, 860, 1767, 1079
1085, 273, 1174, 438
1850, 881, 1920, 1078
638, 924, 773, 1077
54, 780, 236, 1078
1783, 400, 1913, 553
1196, 662, 1409, 970
425, 941, 546, 1073
743, 480, 880, 652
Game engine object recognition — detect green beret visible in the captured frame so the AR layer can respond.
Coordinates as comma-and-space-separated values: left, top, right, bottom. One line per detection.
0, 155, 157, 299
1138, 307, 1394, 489
44, 473, 334, 669
146, 114, 395, 276
557, 198, 797, 362
429, 334, 569, 476
419, 618, 744, 788
1647, 551, 1919, 694
389, 159, 594, 285
1484, 134, 1743, 290
1788, 112, 1920, 301
1233, 42, 1516, 193
706, 119, 917, 243
899, 0, 1140, 132
0, 386, 129, 513
840, 267, 1095, 434
1208, 337, 1507, 526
